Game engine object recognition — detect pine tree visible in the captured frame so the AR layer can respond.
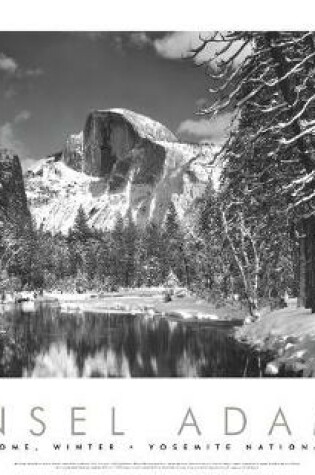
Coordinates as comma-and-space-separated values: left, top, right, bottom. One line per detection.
123, 211, 138, 287
111, 214, 126, 287
95, 231, 112, 286
163, 202, 188, 285
191, 31, 315, 311
9, 216, 44, 288
195, 183, 234, 299
193, 31, 315, 186
67, 206, 92, 278
138, 223, 166, 286
72, 205, 91, 243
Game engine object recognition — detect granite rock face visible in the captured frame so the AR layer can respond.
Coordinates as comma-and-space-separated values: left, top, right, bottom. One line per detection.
25, 109, 213, 233
63, 132, 83, 172
83, 109, 177, 185
0, 149, 30, 227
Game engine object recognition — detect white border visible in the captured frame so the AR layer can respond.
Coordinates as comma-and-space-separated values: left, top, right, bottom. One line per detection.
0, 0, 314, 31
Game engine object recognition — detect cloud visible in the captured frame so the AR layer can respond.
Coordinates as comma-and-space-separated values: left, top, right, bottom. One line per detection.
153, 32, 251, 68
0, 111, 31, 159
177, 112, 235, 145
105, 32, 153, 53
14, 110, 31, 124
105, 32, 250, 66
0, 122, 25, 156
23, 67, 44, 78
86, 31, 152, 53
128, 32, 151, 48
0, 52, 18, 74
0, 51, 43, 79
82, 31, 148, 47
154, 32, 198, 59
0, 120, 36, 170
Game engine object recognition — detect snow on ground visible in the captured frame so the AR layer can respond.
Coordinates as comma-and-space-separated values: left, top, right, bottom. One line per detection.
236, 301, 315, 344
236, 301, 315, 376
0, 288, 246, 322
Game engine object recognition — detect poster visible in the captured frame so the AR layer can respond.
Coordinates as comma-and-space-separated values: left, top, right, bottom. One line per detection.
0, 1, 315, 473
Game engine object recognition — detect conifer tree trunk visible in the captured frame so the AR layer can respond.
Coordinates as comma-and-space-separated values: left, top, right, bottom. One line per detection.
298, 220, 307, 307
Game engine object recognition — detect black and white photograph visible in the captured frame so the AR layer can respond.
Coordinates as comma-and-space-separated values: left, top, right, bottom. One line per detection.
1, 2, 315, 474
0, 28, 315, 379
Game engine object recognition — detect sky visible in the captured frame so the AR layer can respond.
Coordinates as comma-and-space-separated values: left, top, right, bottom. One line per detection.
0, 31, 234, 170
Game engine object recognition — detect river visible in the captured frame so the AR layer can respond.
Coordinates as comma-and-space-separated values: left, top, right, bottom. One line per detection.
0, 302, 266, 377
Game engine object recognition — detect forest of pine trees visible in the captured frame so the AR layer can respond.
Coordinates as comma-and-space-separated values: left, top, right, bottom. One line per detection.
0, 191, 297, 312
1, 204, 205, 295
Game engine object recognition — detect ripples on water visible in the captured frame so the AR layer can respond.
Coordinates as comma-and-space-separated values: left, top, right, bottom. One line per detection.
0, 303, 262, 378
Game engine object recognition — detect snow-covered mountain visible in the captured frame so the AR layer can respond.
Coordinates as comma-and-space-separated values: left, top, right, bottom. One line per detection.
25, 109, 215, 233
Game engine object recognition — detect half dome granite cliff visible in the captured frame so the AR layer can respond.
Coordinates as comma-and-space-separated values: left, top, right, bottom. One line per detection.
25, 109, 213, 233
83, 109, 177, 189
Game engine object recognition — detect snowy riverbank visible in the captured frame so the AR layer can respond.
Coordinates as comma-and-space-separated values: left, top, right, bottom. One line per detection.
236, 300, 315, 376
0, 288, 246, 324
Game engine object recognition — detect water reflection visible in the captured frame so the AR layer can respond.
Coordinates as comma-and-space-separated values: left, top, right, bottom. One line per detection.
0, 303, 261, 377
